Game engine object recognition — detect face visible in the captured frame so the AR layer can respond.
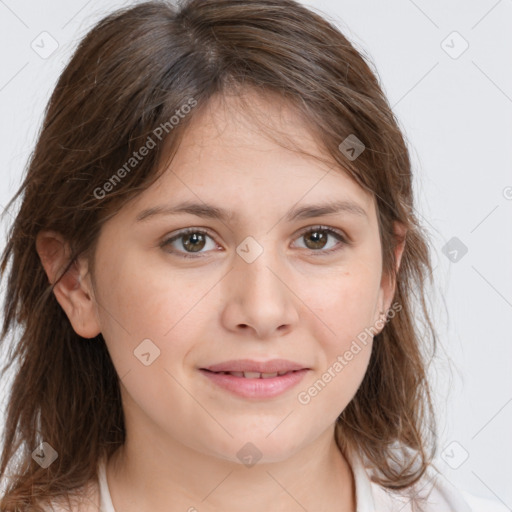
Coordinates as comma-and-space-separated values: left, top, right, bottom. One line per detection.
82, 91, 397, 463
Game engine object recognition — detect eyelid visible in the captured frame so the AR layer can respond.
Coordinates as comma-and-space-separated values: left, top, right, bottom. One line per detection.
160, 224, 351, 258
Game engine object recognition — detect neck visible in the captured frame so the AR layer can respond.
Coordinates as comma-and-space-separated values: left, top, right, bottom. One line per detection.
106, 427, 356, 512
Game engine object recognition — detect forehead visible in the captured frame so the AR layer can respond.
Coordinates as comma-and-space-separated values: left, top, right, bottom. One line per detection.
124, 90, 376, 225
169, 90, 335, 168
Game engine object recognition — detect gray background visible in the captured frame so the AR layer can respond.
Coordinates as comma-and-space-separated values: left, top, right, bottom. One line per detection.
0, 0, 511, 507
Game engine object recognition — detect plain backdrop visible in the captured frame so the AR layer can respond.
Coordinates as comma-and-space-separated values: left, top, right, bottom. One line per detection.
0, 0, 511, 508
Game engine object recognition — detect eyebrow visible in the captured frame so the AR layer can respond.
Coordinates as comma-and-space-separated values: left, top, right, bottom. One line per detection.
135, 199, 368, 223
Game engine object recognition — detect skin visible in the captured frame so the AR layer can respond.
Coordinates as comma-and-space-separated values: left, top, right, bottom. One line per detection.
36, 91, 406, 512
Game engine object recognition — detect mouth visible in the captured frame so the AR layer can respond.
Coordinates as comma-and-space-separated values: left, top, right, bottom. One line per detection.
198, 361, 309, 399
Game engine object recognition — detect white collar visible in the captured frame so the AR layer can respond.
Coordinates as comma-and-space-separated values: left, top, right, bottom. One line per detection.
344, 447, 377, 512
98, 455, 116, 512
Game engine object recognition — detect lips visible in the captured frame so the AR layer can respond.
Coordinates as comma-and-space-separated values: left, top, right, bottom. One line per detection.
199, 359, 310, 398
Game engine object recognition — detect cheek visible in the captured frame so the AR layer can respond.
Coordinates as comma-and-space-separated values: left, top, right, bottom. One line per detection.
92, 256, 207, 429
295, 274, 377, 421
295, 342, 373, 439
302, 261, 382, 346
92, 253, 184, 370
93, 249, 221, 382
293, 262, 380, 407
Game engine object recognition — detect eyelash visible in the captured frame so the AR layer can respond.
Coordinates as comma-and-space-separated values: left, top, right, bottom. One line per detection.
159, 225, 350, 259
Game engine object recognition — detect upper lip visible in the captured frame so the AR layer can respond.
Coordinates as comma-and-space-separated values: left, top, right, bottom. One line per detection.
201, 359, 309, 373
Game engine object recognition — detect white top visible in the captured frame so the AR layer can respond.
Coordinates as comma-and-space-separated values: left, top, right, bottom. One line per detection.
94, 452, 508, 512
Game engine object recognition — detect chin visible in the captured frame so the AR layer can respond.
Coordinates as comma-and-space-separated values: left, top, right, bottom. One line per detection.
202, 432, 306, 466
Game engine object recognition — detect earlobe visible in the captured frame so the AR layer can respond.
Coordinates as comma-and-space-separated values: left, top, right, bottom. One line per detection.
35, 230, 101, 339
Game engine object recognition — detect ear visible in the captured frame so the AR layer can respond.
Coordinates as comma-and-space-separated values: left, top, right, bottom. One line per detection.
373, 221, 407, 329
35, 230, 101, 339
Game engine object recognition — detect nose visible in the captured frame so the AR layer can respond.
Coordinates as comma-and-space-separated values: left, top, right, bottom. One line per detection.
220, 242, 300, 339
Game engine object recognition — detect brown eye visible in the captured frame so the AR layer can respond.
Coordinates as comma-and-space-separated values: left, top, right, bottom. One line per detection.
160, 229, 216, 258
181, 232, 206, 252
303, 229, 329, 250
160, 225, 349, 260
294, 226, 348, 255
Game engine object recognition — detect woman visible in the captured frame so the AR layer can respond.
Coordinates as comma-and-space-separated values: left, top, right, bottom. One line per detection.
0, 1, 504, 510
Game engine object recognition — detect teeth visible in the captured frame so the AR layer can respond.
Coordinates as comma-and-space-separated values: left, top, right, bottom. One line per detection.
221, 371, 289, 378
212, 369, 299, 378
243, 371, 262, 379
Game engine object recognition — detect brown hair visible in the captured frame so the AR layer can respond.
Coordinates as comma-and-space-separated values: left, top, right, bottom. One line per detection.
0, 0, 437, 509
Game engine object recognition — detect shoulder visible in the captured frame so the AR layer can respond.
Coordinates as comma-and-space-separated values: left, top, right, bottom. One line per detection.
370, 466, 508, 512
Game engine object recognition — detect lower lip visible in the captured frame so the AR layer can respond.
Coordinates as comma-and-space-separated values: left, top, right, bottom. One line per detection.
199, 369, 309, 399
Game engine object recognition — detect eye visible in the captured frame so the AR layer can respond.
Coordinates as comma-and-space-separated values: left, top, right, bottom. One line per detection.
160, 228, 217, 259
292, 225, 349, 255
160, 225, 349, 259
